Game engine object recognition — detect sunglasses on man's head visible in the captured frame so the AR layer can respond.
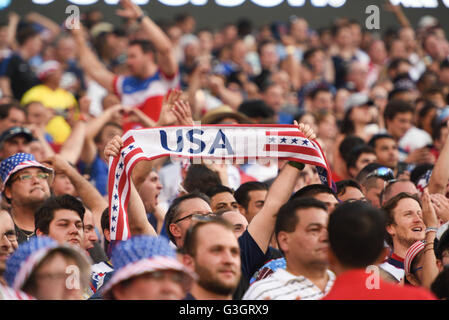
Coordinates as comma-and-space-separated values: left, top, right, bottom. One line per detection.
365, 167, 395, 181
174, 212, 215, 224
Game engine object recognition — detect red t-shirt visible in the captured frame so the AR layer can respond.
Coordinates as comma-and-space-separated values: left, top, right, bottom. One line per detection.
322, 269, 436, 300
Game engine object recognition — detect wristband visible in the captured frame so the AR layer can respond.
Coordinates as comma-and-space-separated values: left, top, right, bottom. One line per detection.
425, 227, 438, 234
287, 161, 305, 171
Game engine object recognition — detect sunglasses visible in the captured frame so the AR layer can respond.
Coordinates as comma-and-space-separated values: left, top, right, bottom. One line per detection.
365, 167, 395, 181
174, 212, 215, 224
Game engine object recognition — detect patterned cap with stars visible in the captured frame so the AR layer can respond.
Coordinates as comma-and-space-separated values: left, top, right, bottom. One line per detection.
0, 153, 53, 190
4, 236, 91, 291
102, 235, 197, 297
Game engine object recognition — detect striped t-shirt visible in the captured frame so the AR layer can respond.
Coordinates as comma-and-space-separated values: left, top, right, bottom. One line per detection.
242, 268, 335, 300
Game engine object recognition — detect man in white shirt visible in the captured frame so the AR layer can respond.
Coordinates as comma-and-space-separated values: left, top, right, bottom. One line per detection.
242, 198, 335, 300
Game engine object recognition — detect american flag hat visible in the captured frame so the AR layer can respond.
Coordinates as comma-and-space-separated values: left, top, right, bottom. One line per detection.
0, 153, 53, 191
404, 240, 425, 275
4, 236, 91, 291
102, 235, 197, 297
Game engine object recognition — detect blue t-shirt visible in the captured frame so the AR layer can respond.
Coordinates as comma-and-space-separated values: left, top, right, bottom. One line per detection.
79, 154, 109, 196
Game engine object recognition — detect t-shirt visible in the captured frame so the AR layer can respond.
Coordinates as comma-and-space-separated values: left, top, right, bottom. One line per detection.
379, 252, 405, 283
0, 53, 40, 100
14, 224, 35, 245
233, 230, 273, 300
243, 268, 335, 300
21, 84, 77, 144
79, 154, 109, 196
321, 269, 436, 300
113, 70, 179, 131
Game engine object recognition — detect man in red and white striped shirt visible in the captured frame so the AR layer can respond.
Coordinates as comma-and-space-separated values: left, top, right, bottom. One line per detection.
72, 0, 179, 132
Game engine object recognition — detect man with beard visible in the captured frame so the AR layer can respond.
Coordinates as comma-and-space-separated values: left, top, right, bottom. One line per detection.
243, 198, 334, 300
379, 192, 426, 283
182, 217, 241, 299
0, 153, 53, 243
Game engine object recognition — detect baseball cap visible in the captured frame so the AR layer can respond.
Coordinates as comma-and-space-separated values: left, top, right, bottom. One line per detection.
0, 153, 53, 190
344, 93, 374, 112
0, 126, 34, 147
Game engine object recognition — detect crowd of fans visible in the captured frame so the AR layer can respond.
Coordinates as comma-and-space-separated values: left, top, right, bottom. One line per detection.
1, 0, 449, 300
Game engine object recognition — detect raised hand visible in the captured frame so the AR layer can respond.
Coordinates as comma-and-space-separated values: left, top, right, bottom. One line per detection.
116, 0, 143, 20
430, 193, 449, 223
41, 154, 72, 174
104, 135, 124, 159
157, 89, 182, 126
422, 189, 440, 229
172, 100, 194, 126
294, 120, 316, 140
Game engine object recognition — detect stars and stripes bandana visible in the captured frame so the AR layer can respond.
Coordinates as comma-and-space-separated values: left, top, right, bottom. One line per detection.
108, 124, 336, 240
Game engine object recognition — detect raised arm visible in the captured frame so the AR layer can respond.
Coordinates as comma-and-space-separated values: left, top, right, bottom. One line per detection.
104, 135, 157, 236
419, 190, 440, 289
80, 104, 125, 164
71, 26, 115, 92
427, 121, 449, 195
384, 0, 411, 28
247, 122, 316, 253
116, 0, 177, 77
42, 155, 108, 237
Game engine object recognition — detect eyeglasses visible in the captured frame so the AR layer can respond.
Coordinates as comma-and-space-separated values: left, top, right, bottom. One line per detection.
365, 167, 395, 181
174, 212, 214, 224
2, 230, 17, 243
11, 172, 50, 183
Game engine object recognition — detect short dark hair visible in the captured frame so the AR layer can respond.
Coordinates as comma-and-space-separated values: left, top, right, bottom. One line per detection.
182, 216, 234, 257
129, 39, 155, 54
291, 184, 337, 201
34, 195, 85, 234
17, 25, 40, 46
346, 145, 376, 170
183, 164, 221, 194
275, 198, 327, 236
308, 87, 332, 100
382, 192, 421, 247
339, 137, 365, 162
328, 201, 387, 268
435, 228, 449, 261
205, 184, 234, 199
336, 179, 363, 198
0, 102, 26, 120
101, 207, 109, 232
234, 181, 268, 210
367, 133, 395, 149
303, 47, 324, 63
387, 58, 411, 72
383, 99, 414, 126
164, 192, 210, 244
431, 267, 449, 299
94, 122, 122, 144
